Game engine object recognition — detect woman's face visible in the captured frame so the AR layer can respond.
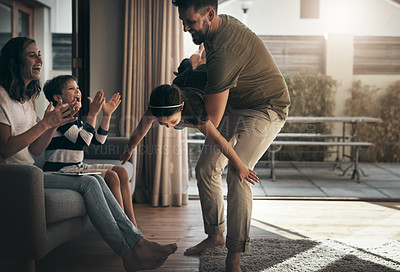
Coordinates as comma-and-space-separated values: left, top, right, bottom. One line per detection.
21, 42, 42, 87
157, 111, 182, 128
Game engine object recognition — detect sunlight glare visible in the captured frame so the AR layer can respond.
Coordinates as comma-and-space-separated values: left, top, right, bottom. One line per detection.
323, 0, 357, 33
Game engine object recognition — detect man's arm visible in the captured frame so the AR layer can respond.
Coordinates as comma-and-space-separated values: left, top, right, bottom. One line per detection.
204, 89, 229, 127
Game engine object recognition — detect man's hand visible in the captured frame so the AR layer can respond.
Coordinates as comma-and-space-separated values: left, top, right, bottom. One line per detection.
237, 166, 259, 185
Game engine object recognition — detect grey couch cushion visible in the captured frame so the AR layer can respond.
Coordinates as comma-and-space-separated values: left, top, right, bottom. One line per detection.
45, 189, 86, 223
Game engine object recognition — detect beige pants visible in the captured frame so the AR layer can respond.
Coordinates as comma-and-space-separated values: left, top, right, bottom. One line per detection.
195, 107, 285, 252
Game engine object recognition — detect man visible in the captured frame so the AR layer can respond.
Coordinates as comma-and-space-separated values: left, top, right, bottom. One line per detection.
172, 1, 290, 271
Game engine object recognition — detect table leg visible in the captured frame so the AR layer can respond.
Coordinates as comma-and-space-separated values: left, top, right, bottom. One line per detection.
268, 145, 282, 181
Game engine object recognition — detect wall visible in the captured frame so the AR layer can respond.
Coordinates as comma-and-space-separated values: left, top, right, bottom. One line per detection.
90, 0, 125, 136
37, 0, 72, 33
33, 5, 52, 119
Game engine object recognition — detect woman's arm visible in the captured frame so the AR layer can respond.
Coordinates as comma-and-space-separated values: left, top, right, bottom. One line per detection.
197, 120, 259, 184
120, 109, 155, 164
0, 102, 76, 158
29, 126, 58, 156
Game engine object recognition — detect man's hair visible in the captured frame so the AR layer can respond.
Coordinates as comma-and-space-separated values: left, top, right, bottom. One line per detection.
0, 37, 40, 101
43, 75, 77, 104
172, 0, 218, 13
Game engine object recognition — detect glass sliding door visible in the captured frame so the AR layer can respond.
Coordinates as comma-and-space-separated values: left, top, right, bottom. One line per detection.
0, 2, 12, 49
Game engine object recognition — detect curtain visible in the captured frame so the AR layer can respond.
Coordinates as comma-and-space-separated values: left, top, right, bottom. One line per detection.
122, 0, 188, 207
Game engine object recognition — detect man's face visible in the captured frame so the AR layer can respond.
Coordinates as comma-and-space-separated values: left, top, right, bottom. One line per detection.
178, 6, 210, 45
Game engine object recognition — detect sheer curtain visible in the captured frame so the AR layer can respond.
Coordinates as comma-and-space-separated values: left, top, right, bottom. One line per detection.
122, 0, 188, 207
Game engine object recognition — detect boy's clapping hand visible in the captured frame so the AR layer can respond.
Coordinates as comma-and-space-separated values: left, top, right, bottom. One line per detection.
103, 92, 121, 116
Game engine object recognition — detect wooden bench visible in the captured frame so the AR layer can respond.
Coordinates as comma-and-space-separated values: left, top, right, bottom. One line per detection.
187, 133, 372, 182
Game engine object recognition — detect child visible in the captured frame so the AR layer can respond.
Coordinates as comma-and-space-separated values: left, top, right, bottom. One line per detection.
120, 58, 259, 184
43, 75, 137, 226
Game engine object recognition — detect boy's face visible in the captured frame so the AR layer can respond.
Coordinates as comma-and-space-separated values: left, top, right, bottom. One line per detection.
56, 79, 82, 110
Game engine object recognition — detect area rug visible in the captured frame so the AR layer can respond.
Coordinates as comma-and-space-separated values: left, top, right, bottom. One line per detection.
199, 238, 400, 272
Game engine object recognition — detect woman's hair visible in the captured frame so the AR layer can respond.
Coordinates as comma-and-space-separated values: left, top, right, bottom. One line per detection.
43, 75, 77, 104
0, 37, 41, 101
149, 84, 208, 125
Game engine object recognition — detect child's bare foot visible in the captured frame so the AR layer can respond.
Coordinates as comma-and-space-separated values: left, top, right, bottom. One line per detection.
123, 238, 177, 271
184, 234, 225, 255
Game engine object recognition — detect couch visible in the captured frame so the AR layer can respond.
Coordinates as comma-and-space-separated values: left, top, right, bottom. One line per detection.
0, 137, 136, 272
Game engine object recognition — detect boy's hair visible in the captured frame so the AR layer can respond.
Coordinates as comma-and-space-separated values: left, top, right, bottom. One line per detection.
43, 75, 77, 104
0, 37, 41, 101
172, 0, 218, 13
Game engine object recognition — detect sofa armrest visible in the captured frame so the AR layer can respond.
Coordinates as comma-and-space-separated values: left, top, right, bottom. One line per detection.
0, 164, 48, 259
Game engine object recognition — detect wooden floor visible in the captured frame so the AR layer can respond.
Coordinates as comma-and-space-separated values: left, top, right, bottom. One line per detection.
34, 199, 400, 272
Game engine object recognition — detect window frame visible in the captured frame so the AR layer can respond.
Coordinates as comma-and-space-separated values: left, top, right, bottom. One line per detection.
0, 0, 34, 38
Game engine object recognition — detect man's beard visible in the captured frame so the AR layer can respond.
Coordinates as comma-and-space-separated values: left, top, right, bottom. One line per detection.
192, 32, 206, 45
191, 21, 209, 45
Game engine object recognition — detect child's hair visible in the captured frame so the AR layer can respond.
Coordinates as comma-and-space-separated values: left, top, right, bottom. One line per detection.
43, 75, 77, 104
149, 84, 207, 125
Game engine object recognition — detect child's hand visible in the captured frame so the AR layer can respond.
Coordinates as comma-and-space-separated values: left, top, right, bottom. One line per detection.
88, 90, 105, 116
236, 166, 259, 185
103, 92, 121, 116
120, 150, 132, 165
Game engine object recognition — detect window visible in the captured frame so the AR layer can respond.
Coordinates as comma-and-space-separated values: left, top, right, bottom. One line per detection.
52, 33, 72, 70
0, 0, 33, 48
354, 36, 400, 75
259, 35, 326, 75
0, 2, 12, 49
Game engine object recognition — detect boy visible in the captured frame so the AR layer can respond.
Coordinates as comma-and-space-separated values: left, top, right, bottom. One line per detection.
43, 75, 137, 226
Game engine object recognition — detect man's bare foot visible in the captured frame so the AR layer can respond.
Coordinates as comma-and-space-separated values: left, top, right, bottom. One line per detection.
184, 234, 225, 255
123, 237, 178, 271
226, 251, 242, 272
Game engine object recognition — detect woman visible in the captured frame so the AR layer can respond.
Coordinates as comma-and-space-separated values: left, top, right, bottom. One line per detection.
0, 37, 176, 271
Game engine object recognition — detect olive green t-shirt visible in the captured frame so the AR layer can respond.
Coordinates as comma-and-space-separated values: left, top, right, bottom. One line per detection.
204, 15, 290, 119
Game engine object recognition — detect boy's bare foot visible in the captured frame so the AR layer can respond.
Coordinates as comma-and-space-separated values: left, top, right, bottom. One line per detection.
184, 234, 225, 255
226, 251, 242, 272
123, 237, 178, 271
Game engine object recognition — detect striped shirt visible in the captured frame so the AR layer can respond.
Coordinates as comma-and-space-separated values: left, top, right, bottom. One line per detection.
43, 118, 108, 171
